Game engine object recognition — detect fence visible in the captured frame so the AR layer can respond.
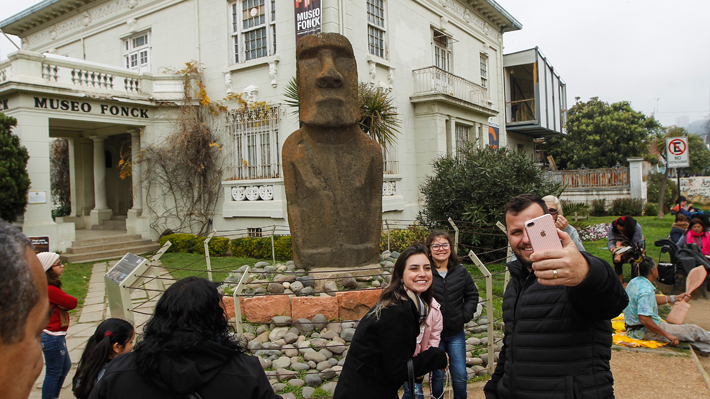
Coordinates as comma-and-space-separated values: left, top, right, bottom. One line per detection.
544, 166, 629, 188
112, 219, 510, 388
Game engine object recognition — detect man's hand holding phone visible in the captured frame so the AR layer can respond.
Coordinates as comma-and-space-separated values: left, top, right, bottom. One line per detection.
529, 227, 590, 287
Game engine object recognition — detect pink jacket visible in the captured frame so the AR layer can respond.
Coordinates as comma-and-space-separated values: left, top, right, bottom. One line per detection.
414, 298, 443, 356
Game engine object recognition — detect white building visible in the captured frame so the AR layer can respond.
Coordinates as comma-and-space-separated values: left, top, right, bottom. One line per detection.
0, 0, 532, 252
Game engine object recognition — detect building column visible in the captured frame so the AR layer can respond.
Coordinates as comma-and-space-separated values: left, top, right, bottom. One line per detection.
89, 136, 112, 225
628, 157, 646, 202
67, 138, 77, 217
129, 130, 142, 212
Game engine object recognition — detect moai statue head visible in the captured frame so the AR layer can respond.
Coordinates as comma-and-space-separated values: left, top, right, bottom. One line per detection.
296, 33, 360, 128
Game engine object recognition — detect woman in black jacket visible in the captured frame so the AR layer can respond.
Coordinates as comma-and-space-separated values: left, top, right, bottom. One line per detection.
334, 244, 448, 399
427, 231, 479, 399
88, 277, 280, 399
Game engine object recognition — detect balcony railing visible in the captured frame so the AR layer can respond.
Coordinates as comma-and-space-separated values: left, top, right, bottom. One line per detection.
544, 167, 629, 188
507, 98, 536, 123
412, 66, 488, 107
0, 51, 183, 100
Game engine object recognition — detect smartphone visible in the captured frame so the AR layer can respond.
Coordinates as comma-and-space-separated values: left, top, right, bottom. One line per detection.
524, 214, 563, 252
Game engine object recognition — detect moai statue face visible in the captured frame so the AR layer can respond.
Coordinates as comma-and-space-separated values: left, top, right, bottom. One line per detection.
297, 33, 360, 128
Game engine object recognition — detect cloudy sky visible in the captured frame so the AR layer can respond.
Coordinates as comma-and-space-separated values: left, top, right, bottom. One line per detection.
2, 0, 708, 128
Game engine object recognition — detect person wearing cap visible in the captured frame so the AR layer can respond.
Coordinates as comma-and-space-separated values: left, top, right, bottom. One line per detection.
541, 195, 585, 252
38, 252, 78, 399
623, 257, 710, 356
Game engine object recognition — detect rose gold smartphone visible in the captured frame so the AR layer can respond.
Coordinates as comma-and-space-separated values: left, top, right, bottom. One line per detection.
524, 214, 563, 252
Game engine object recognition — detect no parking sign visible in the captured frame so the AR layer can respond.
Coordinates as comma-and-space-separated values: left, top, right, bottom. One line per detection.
667, 137, 690, 168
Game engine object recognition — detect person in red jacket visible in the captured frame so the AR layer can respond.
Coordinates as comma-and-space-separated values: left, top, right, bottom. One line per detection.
37, 252, 78, 399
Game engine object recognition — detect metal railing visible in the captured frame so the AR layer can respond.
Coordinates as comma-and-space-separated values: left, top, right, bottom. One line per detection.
412, 66, 488, 107
544, 167, 629, 188
506, 98, 536, 123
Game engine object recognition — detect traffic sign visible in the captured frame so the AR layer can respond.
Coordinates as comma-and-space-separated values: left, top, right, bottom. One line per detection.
667, 137, 689, 168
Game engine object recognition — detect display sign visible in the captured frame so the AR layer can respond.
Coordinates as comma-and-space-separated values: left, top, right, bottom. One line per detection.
488, 122, 500, 149
28, 191, 47, 204
295, 0, 321, 43
105, 253, 147, 285
667, 137, 690, 168
29, 236, 50, 253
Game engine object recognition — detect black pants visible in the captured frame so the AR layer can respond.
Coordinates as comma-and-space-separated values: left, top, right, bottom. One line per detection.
614, 259, 639, 278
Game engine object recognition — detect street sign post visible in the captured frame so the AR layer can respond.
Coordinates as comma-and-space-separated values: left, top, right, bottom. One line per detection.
667, 137, 690, 168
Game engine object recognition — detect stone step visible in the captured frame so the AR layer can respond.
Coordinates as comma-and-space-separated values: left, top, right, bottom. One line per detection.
71, 234, 143, 247
91, 219, 127, 231
66, 239, 155, 254
60, 243, 160, 264
110, 215, 127, 221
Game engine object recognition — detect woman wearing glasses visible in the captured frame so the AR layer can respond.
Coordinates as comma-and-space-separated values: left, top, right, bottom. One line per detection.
426, 231, 478, 399
541, 195, 585, 252
37, 252, 78, 399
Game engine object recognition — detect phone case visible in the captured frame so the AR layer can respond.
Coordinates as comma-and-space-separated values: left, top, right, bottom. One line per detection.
524, 214, 563, 252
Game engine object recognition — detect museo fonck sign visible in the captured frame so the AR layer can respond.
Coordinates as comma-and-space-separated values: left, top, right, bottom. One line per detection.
33, 97, 149, 118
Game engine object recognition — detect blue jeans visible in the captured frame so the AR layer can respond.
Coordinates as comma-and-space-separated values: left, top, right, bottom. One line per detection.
401, 381, 424, 399
430, 330, 467, 399
41, 333, 71, 399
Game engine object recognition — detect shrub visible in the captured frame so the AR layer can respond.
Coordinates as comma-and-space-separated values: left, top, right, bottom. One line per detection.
646, 172, 678, 212
419, 146, 562, 261
380, 225, 430, 253
229, 236, 283, 259
273, 236, 293, 260
561, 201, 590, 218
609, 198, 644, 216
159, 233, 198, 253
643, 202, 658, 216
193, 236, 230, 256
590, 199, 607, 216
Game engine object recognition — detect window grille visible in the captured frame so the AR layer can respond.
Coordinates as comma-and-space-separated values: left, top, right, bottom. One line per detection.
382, 143, 399, 175
248, 227, 263, 237
232, 0, 276, 63
367, 0, 386, 58
228, 104, 281, 180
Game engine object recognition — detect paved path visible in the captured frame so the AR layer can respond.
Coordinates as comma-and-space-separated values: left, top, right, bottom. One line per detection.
30, 261, 163, 399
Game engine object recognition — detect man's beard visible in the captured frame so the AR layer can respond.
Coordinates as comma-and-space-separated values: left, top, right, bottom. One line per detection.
513, 248, 534, 271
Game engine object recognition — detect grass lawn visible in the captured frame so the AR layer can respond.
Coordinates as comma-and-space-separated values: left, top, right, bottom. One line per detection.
62, 260, 100, 318
158, 253, 270, 282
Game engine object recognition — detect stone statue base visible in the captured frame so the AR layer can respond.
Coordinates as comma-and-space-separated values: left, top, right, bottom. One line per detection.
309, 265, 383, 293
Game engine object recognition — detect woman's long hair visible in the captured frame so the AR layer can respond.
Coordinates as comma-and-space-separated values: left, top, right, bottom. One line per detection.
689, 218, 707, 233
371, 244, 433, 320
612, 216, 638, 244
425, 230, 461, 266
133, 277, 246, 387
46, 267, 62, 288
72, 318, 134, 399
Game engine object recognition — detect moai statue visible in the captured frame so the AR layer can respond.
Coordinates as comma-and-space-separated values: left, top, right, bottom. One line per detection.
283, 33, 383, 270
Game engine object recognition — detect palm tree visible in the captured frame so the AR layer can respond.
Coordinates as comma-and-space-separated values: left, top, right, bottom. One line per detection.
282, 77, 400, 148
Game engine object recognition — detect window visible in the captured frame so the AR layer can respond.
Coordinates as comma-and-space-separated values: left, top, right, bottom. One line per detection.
455, 124, 470, 154
367, 0, 386, 58
480, 53, 488, 88
232, 0, 276, 63
433, 30, 451, 71
382, 143, 398, 175
248, 227, 263, 237
123, 32, 150, 73
228, 104, 280, 180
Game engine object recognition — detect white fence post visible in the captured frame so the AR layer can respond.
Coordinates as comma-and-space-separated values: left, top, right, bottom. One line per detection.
448, 218, 459, 249
204, 230, 216, 282
233, 266, 250, 337
469, 250, 496, 374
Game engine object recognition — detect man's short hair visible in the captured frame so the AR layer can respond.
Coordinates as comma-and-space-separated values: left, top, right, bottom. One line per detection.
0, 219, 39, 344
637, 256, 657, 278
504, 194, 549, 224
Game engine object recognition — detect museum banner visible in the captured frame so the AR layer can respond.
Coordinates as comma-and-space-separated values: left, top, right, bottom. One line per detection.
295, 0, 321, 44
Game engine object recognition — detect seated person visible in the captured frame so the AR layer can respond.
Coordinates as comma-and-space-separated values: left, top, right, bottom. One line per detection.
676, 218, 710, 256
669, 214, 689, 244
541, 195, 586, 252
623, 256, 710, 355
672, 196, 710, 228
607, 216, 644, 283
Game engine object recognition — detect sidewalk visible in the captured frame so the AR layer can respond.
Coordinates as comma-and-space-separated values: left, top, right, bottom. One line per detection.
30, 260, 162, 399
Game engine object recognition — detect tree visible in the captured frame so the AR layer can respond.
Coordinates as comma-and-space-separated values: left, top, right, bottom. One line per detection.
650, 125, 710, 217
50, 138, 71, 218
419, 145, 562, 261
282, 77, 401, 148
546, 97, 661, 169
0, 113, 30, 222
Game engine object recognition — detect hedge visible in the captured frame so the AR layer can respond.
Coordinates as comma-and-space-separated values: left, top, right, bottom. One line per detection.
159, 233, 229, 256
229, 235, 292, 260
380, 226, 430, 253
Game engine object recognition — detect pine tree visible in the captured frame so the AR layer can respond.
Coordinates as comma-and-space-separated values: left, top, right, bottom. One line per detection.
0, 113, 30, 222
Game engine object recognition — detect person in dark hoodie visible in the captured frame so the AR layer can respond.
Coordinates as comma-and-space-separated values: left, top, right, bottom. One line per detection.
607, 216, 644, 283
88, 277, 280, 399
669, 214, 689, 244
